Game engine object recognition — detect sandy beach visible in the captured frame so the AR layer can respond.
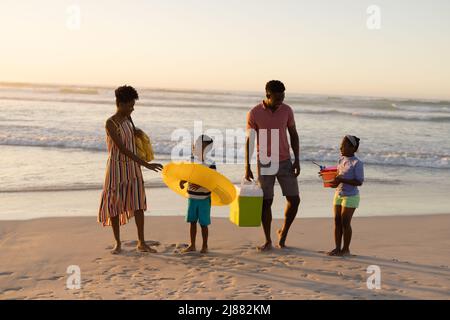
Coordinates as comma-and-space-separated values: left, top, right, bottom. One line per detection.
0, 214, 449, 300
1, 0, 449, 306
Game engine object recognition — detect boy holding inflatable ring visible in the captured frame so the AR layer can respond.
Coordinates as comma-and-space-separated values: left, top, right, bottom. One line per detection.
179, 135, 216, 254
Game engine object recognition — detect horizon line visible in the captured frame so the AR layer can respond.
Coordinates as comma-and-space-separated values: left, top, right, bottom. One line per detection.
0, 80, 449, 103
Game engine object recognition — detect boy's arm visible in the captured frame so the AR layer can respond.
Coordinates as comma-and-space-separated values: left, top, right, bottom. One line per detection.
180, 180, 200, 190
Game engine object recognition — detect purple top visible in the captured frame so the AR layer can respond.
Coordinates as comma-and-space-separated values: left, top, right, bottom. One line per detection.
336, 156, 364, 197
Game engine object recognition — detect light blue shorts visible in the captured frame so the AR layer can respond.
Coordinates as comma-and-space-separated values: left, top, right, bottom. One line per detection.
186, 197, 211, 226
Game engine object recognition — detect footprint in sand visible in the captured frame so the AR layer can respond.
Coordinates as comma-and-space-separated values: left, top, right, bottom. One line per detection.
336, 271, 362, 282
347, 265, 363, 271
274, 255, 305, 267
238, 243, 255, 251
1, 287, 23, 294
219, 258, 245, 270
354, 274, 364, 281
0, 271, 14, 277
171, 243, 190, 254
215, 274, 235, 290
255, 266, 270, 273
245, 283, 271, 296
299, 273, 320, 281
190, 280, 207, 289
167, 290, 177, 296
35, 291, 56, 297
114, 289, 127, 296
151, 276, 176, 281
40, 275, 65, 281
123, 240, 161, 247
175, 243, 189, 249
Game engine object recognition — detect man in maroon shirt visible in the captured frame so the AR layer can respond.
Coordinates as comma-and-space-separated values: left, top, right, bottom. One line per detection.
245, 80, 301, 251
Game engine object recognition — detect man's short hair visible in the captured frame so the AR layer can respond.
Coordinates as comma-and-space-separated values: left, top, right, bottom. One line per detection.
265, 80, 286, 93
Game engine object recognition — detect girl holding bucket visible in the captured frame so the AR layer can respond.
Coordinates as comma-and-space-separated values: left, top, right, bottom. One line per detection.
325, 135, 364, 256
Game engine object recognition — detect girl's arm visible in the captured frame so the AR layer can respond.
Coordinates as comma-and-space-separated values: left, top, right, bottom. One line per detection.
106, 119, 162, 171
335, 176, 363, 186
333, 161, 364, 187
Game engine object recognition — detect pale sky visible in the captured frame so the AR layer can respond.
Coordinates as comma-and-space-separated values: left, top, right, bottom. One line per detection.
1, 0, 449, 99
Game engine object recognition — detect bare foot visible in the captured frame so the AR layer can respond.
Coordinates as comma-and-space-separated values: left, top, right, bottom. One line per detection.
276, 229, 287, 248
137, 242, 157, 253
200, 246, 208, 254
327, 248, 341, 256
257, 242, 272, 252
181, 245, 196, 253
339, 249, 351, 257
111, 243, 122, 255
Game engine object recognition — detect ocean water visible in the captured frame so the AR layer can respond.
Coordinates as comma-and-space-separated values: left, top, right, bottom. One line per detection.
1, 83, 450, 219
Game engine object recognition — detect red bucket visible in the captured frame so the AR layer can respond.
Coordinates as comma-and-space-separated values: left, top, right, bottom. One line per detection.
320, 166, 338, 188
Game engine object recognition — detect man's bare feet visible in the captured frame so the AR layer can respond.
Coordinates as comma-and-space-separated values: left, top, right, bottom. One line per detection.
137, 242, 157, 253
257, 242, 272, 252
276, 229, 287, 248
181, 245, 196, 253
200, 246, 208, 254
111, 243, 122, 255
327, 248, 341, 256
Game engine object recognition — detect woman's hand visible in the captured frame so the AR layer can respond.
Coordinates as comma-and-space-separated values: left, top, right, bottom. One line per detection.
144, 162, 163, 172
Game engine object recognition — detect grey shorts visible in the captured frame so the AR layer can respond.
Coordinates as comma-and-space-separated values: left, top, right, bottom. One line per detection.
257, 159, 300, 200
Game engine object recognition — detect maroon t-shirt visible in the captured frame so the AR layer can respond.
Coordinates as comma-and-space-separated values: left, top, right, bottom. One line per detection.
246, 102, 296, 162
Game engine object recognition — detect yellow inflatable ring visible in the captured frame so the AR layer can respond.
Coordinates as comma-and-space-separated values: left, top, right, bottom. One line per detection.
162, 162, 236, 206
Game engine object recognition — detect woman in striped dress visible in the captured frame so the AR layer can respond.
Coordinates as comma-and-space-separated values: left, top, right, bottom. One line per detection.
98, 85, 163, 254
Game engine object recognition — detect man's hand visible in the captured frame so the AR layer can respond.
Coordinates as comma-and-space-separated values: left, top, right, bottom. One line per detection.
144, 163, 163, 172
293, 159, 301, 177
179, 180, 187, 189
245, 166, 254, 181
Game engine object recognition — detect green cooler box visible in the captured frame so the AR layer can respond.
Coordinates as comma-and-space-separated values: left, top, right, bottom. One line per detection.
229, 181, 263, 227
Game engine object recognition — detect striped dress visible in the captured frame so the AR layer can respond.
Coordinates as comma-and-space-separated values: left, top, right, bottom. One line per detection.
98, 118, 147, 226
